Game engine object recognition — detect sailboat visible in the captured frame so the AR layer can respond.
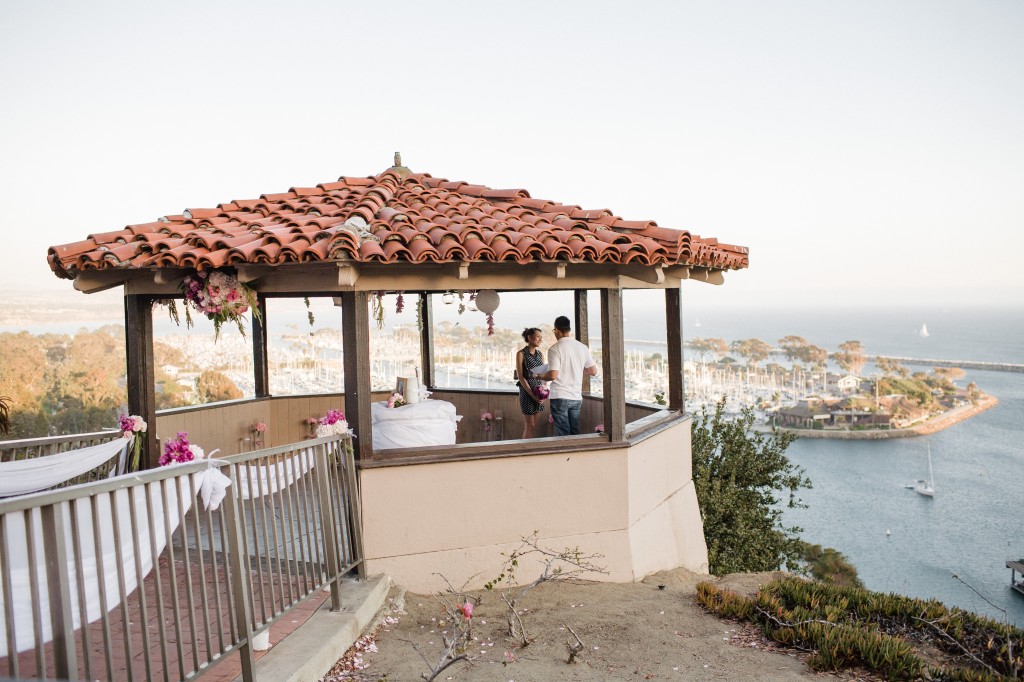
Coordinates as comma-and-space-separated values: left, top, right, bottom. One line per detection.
915, 444, 935, 497
919, 323, 930, 338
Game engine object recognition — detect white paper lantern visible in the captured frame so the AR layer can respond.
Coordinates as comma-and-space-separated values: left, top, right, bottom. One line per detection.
475, 289, 500, 315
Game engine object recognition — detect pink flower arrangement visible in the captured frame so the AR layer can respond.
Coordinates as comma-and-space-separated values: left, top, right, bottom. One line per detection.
386, 393, 407, 409
532, 384, 550, 400
159, 432, 205, 466
595, 424, 605, 434
481, 411, 493, 432
181, 269, 260, 339
316, 409, 350, 437
119, 413, 147, 439
118, 413, 147, 472
251, 421, 267, 449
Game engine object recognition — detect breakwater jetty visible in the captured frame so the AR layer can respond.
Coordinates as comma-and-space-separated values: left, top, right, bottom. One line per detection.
875, 356, 1024, 373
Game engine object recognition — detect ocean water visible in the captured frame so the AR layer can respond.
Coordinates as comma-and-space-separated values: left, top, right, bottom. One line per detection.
690, 305, 1024, 626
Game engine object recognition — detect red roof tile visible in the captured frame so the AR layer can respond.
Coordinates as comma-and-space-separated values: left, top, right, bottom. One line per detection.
48, 166, 749, 280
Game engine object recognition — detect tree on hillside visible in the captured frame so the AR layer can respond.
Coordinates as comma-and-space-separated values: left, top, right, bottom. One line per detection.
0, 396, 10, 436
833, 340, 867, 376
691, 398, 811, 575
195, 370, 243, 403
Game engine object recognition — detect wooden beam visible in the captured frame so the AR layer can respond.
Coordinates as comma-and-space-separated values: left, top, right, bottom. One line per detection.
554, 262, 566, 279
574, 290, 591, 395
73, 271, 124, 294
688, 267, 725, 286
458, 261, 470, 280
341, 291, 373, 459
234, 265, 265, 284
337, 263, 359, 287
619, 264, 665, 285
153, 268, 188, 285
665, 286, 684, 411
600, 288, 626, 442
664, 265, 690, 280
125, 294, 157, 469
419, 293, 435, 388
252, 294, 270, 398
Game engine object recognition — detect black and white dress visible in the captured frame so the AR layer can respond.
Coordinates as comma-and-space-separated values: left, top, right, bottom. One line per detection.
518, 346, 545, 416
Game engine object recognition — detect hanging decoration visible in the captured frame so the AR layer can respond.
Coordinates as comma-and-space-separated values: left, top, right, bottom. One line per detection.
152, 268, 260, 341
364, 290, 499, 334
474, 289, 501, 336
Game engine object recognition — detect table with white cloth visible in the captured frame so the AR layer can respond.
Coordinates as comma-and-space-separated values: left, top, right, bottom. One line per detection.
370, 399, 462, 450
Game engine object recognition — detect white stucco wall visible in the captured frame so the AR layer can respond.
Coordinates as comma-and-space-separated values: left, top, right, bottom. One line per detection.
358, 418, 708, 592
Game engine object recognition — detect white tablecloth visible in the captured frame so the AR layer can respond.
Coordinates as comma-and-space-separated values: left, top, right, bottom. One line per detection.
371, 399, 461, 450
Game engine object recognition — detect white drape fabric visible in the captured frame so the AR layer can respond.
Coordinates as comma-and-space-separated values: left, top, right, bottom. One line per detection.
233, 446, 316, 499
0, 438, 128, 497
0, 448, 319, 656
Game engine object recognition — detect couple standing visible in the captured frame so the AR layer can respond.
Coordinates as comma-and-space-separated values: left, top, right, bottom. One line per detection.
516, 315, 597, 438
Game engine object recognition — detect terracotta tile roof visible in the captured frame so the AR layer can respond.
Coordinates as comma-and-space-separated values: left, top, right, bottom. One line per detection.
48, 166, 749, 280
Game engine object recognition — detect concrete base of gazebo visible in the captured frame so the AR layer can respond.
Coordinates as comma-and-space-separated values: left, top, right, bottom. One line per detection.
358, 417, 708, 592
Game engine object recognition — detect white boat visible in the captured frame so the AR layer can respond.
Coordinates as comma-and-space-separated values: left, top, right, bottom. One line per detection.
919, 323, 930, 338
915, 444, 935, 497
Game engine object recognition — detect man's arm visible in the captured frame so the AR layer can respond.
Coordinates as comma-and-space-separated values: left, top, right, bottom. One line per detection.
584, 365, 597, 377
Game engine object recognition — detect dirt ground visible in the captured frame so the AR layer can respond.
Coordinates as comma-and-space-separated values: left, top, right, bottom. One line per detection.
322, 568, 881, 682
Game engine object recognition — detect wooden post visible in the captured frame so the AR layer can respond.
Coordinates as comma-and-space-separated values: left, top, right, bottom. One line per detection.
125, 294, 157, 469
252, 293, 270, 398
419, 293, 435, 388
340, 291, 373, 459
574, 290, 591, 395
666, 286, 685, 411
600, 288, 626, 441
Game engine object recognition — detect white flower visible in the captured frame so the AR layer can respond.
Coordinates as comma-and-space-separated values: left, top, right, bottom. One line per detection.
189, 444, 205, 460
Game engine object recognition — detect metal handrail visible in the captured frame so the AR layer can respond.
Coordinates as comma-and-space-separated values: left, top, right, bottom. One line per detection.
0, 434, 361, 681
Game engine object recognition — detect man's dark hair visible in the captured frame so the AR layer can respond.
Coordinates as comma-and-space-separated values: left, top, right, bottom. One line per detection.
554, 315, 571, 332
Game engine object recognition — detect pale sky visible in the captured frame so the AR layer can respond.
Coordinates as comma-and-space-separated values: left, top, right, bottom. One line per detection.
2, 0, 1022, 309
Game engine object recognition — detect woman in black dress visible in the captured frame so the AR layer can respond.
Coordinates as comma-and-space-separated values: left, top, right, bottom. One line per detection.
516, 327, 546, 438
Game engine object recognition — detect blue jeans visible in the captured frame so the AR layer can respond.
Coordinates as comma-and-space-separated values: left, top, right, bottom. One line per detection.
550, 398, 583, 436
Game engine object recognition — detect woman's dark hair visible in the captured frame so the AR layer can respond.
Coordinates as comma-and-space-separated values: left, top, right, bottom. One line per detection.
521, 327, 541, 342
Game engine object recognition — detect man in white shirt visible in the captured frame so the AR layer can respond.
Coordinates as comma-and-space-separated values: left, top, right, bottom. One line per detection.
538, 315, 597, 436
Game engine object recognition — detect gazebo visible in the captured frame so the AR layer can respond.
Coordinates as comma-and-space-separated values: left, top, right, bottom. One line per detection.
47, 156, 748, 590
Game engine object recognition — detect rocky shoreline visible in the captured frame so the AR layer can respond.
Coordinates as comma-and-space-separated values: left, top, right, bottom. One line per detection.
769, 394, 998, 440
